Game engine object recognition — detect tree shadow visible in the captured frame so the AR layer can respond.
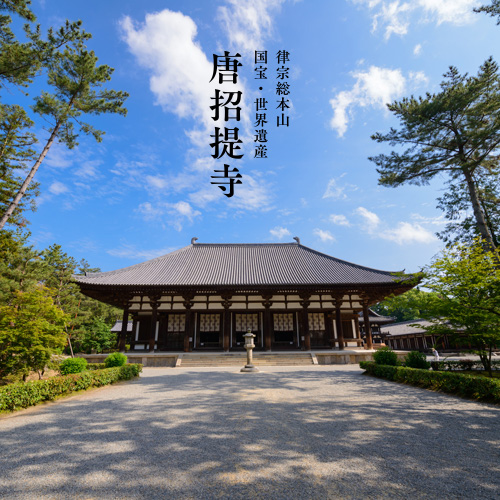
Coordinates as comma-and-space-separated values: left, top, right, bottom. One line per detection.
0, 367, 498, 499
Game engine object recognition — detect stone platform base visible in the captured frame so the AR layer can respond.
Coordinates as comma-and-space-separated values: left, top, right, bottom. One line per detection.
80, 350, 376, 368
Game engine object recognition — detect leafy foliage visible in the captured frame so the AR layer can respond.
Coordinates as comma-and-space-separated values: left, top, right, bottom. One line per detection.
360, 361, 500, 404
404, 351, 430, 370
0, 3, 128, 230
370, 58, 500, 250
105, 352, 127, 368
0, 364, 142, 412
372, 288, 440, 322
0, 287, 68, 380
73, 317, 116, 354
59, 357, 87, 375
474, 0, 500, 24
421, 240, 500, 375
372, 346, 398, 366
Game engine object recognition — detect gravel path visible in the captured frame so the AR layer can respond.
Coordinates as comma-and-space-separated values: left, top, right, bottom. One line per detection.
0, 365, 499, 499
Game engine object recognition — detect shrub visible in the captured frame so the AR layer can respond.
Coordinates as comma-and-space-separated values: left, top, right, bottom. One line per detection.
430, 359, 500, 372
359, 361, 500, 404
104, 352, 127, 368
59, 357, 88, 375
0, 364, 143, 412
86, 363, 106, 370
373, 346, 398, 366
404, 351, 430, 370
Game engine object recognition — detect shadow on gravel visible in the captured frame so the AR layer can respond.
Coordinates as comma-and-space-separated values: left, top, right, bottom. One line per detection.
0, 368, 499, 499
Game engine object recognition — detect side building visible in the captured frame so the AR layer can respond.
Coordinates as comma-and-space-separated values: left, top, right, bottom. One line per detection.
75, 240, 416, 352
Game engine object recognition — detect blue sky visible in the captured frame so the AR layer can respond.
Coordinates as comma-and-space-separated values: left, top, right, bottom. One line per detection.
17, 0, 500, 273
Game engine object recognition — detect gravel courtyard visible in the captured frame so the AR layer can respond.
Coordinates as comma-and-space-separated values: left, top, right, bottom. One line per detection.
0, 365, 499, 499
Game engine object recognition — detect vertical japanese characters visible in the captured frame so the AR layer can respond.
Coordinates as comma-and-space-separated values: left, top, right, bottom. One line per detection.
276, 50, 290, 128
209, 51, 243, 198
254, 51, 268, 159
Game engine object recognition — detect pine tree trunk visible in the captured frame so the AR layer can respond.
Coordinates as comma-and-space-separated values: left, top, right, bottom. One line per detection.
463, 168, 497, 250
0, 122, 61, 230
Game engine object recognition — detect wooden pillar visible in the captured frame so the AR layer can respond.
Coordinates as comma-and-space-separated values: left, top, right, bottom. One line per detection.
130, 315, 138, 350
262, 295, 273, 351
333, 295, 344, 350
183, 294, 194, 352
325, 312, 334, 349
118, 304, 129, 352
299, 293, 311, 351
354, 314, 362, 347
362, 301, 373, 350
222, 294, 232, 352
148, 296, 160, 352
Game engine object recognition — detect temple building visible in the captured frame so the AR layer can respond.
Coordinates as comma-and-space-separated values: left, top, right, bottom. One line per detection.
75, 239, 416, 352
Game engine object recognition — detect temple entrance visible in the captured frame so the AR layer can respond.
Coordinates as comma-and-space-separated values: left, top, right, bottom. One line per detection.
309, 312, 329, 348
196, 313, 222, 349
232, 313, 261, 350
158, 314, 185, 351
272, 313, 298, 349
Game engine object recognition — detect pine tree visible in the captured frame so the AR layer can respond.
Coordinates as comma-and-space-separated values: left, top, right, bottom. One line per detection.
370, 58, 500, 250
0, 40, 128, 229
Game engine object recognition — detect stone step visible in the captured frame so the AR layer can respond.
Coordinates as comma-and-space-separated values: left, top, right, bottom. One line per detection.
179, 353, 314, 367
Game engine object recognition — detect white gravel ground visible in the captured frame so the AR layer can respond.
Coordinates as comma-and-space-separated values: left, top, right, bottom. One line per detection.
0, 365, 499, 499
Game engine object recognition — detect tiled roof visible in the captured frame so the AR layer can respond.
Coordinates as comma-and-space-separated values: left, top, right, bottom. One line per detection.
358, 309, 395, 324
382, 319, 432, 336
76, 243, 411, 287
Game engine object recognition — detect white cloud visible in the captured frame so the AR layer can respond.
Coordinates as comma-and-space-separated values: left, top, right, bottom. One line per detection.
352, 0, 479, 39
313, 228, 335, 242
329, 214, 351, 226
146, 175, 169, 189
121, 11, 214, 127
217, 0, 285, 54
323, 177, 347, 199
410, 213, 446, 225
270, 226, 291, 239
380, 222, 437, 245
74, 160, 102, 179
171, 201, 201, 221
330, 66, 409, 137
356, 206, 381, 226
48, 181, 68, 195
413, 43, 422, 56
107, 244, 177, 260
120, 10, 268, 214
136, 200, 201, 231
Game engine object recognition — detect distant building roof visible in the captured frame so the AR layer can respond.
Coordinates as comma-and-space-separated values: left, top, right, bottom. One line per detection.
358, 309, 395, 325
382, 319, 432, 336
111, 320, 133, 333
75, 242, 411, 288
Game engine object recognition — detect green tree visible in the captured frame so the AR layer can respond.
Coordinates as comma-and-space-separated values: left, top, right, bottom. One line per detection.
0, 1, 87, 90
372, 288, 440, 322
436, 175, 500, 247
0, 39, 128, 229
0, 1, 90, 228
421, 240, 500, 376
0, 229, 46, 303
370, 58, 500, 250
0, 287, 68, 380
74, 317, 116, 354
0, 105, 38, 228
474, 1, 500, 23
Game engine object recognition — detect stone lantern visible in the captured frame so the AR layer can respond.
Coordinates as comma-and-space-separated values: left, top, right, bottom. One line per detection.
240, 330, 259, 372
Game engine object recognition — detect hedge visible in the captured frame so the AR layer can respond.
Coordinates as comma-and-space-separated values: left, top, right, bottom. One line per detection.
430, 359, 500, 371
86, 363, 106, 370
359, 361, 500, 404
0, 364, 142, 412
